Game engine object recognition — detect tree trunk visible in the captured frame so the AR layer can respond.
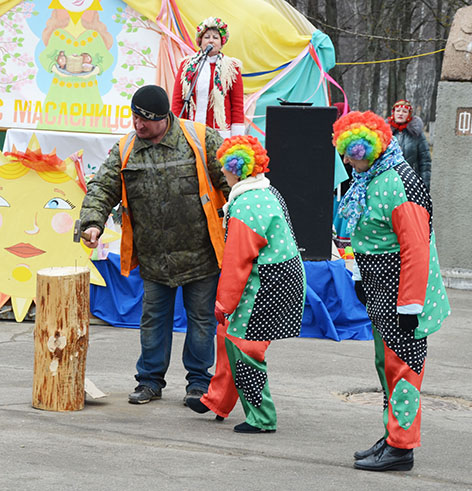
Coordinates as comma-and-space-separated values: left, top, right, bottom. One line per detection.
370, 0, 384, 113
32, 267, 90, 412
284, 0, 460, 128
387, 61, 397, 112
325, 0, 345, 103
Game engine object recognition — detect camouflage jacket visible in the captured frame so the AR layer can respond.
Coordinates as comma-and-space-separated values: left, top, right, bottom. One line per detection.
80, 113, 229, 287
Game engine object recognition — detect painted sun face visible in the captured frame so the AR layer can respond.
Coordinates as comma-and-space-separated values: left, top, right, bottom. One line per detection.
0, 139, 114, 322
0, 177, 83, 302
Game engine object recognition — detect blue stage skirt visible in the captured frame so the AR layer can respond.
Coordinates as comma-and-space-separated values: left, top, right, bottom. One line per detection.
91, 253, 372, 341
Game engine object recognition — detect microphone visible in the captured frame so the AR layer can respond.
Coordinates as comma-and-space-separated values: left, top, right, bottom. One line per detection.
203, 44, 214, 56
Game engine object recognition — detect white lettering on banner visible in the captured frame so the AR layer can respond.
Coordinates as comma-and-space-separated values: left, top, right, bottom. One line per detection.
12, 99, 132, 131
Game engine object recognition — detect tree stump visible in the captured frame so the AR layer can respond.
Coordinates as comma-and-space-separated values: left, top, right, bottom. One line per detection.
32, 267, 90, 411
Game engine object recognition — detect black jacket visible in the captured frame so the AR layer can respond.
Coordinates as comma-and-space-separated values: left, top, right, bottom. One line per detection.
390, 116, 431, 190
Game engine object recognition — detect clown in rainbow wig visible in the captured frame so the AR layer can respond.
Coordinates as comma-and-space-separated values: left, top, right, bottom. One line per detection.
186, 135, 306, 434
332, 111, 450, 471
217, 135, 270, 180
333, 110, 392, 165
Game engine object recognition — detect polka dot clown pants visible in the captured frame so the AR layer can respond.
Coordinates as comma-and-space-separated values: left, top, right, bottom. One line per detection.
201, 323, 277, 430
373, 325, 426, 449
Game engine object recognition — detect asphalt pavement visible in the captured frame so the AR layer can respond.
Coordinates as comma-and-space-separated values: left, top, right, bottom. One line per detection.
0, 287, 471, 490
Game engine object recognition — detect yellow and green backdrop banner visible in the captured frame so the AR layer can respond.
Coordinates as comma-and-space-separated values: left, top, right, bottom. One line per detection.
0, 0, 340, 163
0, 0, 164, 134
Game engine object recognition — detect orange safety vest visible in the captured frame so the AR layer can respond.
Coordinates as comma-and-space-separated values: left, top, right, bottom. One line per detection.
118, 119, 226, 277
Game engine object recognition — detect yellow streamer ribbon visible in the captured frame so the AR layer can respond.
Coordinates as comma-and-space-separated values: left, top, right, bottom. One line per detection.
336, 48, 445, 65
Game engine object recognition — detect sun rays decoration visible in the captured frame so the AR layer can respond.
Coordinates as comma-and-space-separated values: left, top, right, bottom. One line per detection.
0, 134, 119, 322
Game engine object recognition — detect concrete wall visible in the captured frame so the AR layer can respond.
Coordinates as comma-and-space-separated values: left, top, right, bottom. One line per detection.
431, 81, 472, 275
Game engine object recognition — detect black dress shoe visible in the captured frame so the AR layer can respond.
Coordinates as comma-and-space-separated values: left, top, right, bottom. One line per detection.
186, 397, 210, 414
215, 415, 225, 421
354, 443, 414, 472
354, 437, 386, 460
233, 422, 276, 433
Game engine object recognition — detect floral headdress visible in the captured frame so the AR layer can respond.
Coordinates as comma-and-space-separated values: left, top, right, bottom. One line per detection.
332, 111, 392, 165
392, 99, 412, 117
217, 135, 270, 180
387, 99, 413, 129
196, 17, 229, 46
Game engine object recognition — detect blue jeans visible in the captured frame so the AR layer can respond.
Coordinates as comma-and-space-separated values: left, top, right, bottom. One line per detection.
135, 274, 218, 392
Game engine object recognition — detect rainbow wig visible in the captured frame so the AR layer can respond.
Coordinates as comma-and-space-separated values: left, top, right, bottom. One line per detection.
332, 111, 392, 164
217, 135, 270, 180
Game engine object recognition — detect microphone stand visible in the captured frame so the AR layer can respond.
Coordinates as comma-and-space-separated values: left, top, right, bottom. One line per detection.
179, 48, 212, 119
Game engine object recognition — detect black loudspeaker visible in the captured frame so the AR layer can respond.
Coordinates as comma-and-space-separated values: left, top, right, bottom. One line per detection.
265, 105, 337, 261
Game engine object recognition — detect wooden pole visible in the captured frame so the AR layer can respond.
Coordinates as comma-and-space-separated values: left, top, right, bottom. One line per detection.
32, 267, 90, 411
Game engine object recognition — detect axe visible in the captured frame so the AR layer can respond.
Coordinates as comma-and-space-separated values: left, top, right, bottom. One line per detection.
73, 219, 91, 242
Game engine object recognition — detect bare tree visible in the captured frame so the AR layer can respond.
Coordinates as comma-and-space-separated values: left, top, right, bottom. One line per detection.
284, 0, 471, 126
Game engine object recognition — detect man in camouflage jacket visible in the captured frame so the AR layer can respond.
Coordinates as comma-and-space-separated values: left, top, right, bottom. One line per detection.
80, 85, 229, 405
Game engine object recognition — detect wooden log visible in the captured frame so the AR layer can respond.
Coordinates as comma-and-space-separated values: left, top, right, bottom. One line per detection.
32, 267, 90, 411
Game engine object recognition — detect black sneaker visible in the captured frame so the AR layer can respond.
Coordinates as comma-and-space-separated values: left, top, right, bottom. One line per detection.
183, 389, 205, 406
128, 385, 162, 404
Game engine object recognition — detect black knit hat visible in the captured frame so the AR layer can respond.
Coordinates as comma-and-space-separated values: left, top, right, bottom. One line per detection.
131, 85, 170, 121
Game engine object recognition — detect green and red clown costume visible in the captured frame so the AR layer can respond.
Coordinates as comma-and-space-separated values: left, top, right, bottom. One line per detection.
201, 136, 306, 430
334, 111, 450, 449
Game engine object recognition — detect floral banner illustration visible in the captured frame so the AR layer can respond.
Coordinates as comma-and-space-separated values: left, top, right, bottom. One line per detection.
0, 0, 161, 134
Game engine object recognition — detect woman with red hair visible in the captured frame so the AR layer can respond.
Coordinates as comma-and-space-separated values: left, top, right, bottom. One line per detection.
333, 111, 450, 471
186, 135, 306, 433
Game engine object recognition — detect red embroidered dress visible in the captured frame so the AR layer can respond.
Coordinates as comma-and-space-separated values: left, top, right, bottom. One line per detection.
172, 53, 245, 139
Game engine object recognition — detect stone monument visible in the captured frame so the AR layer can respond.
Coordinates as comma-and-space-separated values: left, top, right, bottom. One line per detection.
431, 5, 472, 289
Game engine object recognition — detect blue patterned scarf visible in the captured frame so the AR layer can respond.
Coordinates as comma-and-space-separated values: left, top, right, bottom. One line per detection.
338, 138, 405, 234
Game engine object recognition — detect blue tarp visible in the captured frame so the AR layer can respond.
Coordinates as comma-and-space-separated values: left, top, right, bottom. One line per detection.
333, 196, 350, 240
91, 253, 372, 341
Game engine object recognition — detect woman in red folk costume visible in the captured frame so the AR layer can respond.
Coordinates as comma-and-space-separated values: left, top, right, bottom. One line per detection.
172, 17, 245, 139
